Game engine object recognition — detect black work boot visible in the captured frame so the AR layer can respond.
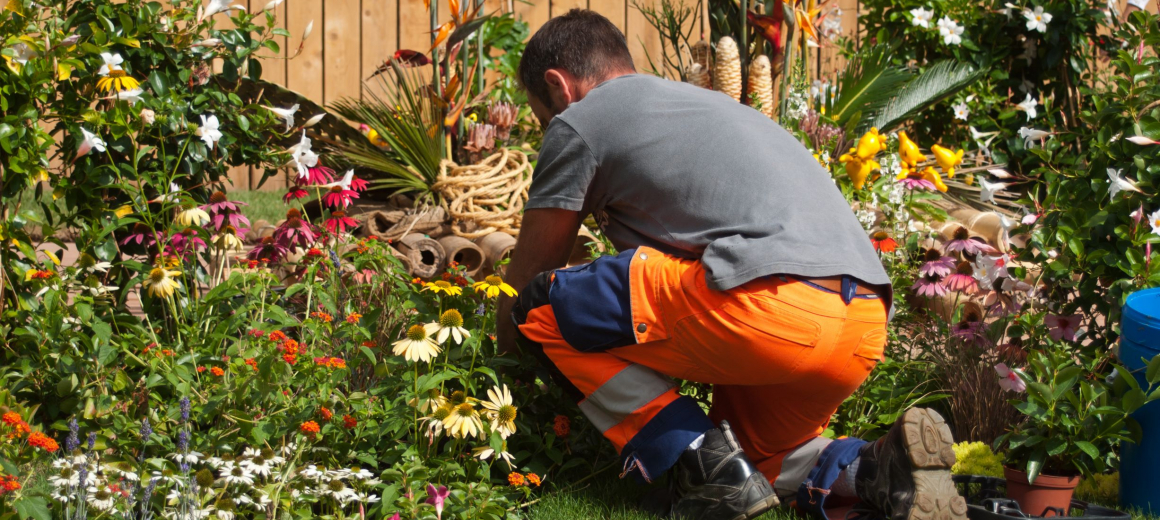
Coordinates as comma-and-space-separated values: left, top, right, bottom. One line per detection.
669, 421, 779, 520
855, 408, 968, 520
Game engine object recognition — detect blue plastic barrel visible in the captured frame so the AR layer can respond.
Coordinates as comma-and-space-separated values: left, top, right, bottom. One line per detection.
1120, 287, 1160, 512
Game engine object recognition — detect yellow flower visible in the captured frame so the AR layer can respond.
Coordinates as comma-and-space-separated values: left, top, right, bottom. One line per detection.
931, 144, 964, 178
212, 226, 244, 251
113, 205, 134, 219
472, 275, 517, 298
392, 324, 442, 363
855, 127, 884, 160
409, 389, 449, 414
175, 206, 209, 227
143, 267, 181, 299
430, 309, 471, 345
839, 149, 880, 190
920, 166, 948, 192
898, 131, 926, 167
96, 69, 141, 93
423, 280, 463, 296
482, 384, 518, 439
442, 402, 485, 439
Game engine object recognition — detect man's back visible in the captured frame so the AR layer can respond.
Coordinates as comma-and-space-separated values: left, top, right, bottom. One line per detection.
527, 73, 889, 291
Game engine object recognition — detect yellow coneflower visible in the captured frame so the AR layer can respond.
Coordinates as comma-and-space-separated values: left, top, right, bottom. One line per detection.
392, 324, 442, 363
422, 404, 453, 438
175, 205, 209, 227
409, 389, 448, 414
472, 275, 517, 298
423, 280, 463, 296
481, 384, 518, 438
442, 402, 484, 439
429, 309, 471, 345
96, 69, 141, 93
213, 225, 244, 251
143, 267, 181, 299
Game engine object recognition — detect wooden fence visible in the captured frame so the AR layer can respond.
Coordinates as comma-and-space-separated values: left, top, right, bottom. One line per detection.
228, 0, 1151, 191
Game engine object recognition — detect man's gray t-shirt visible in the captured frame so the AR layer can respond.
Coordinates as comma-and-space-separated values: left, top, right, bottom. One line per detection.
526, 74, 889, 291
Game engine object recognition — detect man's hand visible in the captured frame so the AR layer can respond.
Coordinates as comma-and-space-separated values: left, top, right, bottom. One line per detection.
496, 208, 583, 355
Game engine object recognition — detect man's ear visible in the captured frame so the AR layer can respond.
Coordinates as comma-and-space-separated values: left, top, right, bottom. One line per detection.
543, 69, 573, 111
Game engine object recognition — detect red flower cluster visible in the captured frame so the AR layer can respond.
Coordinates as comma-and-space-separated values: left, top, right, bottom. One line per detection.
526, 473, 542, 487
2, 412, 29, 439
245, 358, 258, 372
28, 431, 59, 452
313, 357, 346, 369
342, 415, 357, 429
345, 313, 362, 325
300, 421, 320, 436
553, 415, 571, 438
26, 269, 54, 280
361, 341, 376, 349
210, 366, 224, 377
319, 407, 333, 421
249, 329, 266, 339
311, 311, 333, 323
197, 366, 207, 373
283, 353, 298, 365
0, 475, 20, 494
306, 248, 324, 258
268, 331, 288, 343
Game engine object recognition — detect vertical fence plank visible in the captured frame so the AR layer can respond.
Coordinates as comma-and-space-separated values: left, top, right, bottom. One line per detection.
399, 0, 431, 52
589, 0, 627, 32
251, 0, 290, 190
362, 0, 400, 100
325, 0, 363, 107
287, 0, 325, 102
514, 0, 550, 31
626, 0, 663, 76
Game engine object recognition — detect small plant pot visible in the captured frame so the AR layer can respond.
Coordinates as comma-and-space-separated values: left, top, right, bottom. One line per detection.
1004, 466, 1080, 516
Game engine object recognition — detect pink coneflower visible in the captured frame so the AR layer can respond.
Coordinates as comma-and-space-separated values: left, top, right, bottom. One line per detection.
322, 185, 359, 209
943, 261, 978, 293
918, 248, 956, 277
168, 227, 207, 257
944, 226, 997, 255
898, 173, 936, 191
301, 164, 335, 186
325, 210, 359, 234
121, 222, 159, 248
329, 170, 370, 193
248, 236, 288, 264
202, 191, 251, 232
952, 320, 990, 348
1045, 313, 1081, 342
283, 186, 308, 203
911, 274, 949, 297
272, 208, 316, 250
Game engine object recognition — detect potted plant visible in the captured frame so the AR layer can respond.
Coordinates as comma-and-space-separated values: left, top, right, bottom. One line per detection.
996, 335, 1160, 515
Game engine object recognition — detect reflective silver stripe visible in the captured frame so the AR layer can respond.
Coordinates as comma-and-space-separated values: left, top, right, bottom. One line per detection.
578, 364, 676, 432
774, 437, 833, 497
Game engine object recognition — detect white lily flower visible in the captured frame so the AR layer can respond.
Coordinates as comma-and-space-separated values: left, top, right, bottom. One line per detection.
77, 127, 107, 158
196, 114, 223, 150
98, 52, 123, 76
1149, 209, 1160, 236
987, 168, 1013, 179
264, 0, 284, 9
1107, 168, 1143, 200
10, 43, 37, 67
264, 104, 299, 131
980, 179, 1010, 204
1017, 93, 1038, 120
1128, 135, 1160, 146
1023, 6, 1052, 33
202, 0, 246, 20
302, 113, 326, 128
1018, 127, 1051, 148
910, 7, 934, 28
953, 102, 969, 120
288, 131, 319, 178
111, 87, 144, 105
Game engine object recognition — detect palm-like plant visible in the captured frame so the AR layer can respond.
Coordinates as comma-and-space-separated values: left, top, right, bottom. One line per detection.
330, 62, 445, 197
865, 59, 980, 133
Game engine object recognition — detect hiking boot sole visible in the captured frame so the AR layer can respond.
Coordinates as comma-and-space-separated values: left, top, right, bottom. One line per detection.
731, 493, 780, 520
900, 408, 968, 520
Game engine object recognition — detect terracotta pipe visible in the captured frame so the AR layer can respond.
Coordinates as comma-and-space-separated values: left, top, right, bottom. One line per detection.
475, 232, 517, 276
395, 233, 445, 279
437, 235, 485, 278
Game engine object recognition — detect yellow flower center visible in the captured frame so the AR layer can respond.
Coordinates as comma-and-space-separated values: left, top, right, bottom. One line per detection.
439, 309, 464, 328
406, 324, 427, 341
498, 405, 517, 423
454, 403, 475, 418
485, 275, 503, 286
432, 406, 452, 420
108, 69, 128, 79
450, 390, 467, 405
210, 191, 228, 204
149, 268, 168, 283
433, 280, 452, 289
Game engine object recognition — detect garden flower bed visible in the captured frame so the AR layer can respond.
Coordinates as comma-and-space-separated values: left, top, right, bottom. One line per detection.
3, 0, 1160, 518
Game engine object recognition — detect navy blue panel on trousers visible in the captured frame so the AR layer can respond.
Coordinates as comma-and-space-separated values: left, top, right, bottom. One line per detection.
549, 248, 638, 352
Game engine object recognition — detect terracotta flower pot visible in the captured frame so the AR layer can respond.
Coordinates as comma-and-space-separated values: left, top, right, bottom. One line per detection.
1004, 466, 1079, 516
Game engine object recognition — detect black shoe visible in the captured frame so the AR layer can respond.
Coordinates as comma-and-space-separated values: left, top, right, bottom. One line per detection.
666, 421, 779, 520
855, 408, 968, 520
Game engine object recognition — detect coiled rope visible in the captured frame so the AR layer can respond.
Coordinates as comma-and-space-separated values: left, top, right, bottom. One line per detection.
432, 147, 533, 239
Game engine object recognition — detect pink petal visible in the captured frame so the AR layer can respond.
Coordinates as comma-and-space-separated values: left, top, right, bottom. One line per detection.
1127, 136, 1159, 146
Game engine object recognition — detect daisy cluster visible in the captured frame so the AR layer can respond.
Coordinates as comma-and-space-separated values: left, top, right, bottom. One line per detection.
413, 385, 520, 468
289, 464, 382, 510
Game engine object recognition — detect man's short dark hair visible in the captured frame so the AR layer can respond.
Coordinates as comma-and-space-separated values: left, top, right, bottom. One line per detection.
518, 9, 636, 104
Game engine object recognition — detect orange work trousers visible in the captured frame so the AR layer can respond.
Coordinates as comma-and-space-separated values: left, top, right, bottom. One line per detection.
513, 246, 888, 493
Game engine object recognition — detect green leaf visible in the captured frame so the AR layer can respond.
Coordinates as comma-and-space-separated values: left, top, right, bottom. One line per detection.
14, 496, 51, 520
148, 71, 169, 96
829, 45, 913, 128
865, 59, 980, 133
1074, 440, 1099, 459
1027, 449, 1046, 484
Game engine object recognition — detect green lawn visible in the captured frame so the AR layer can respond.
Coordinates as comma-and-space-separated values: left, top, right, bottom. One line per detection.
523, 478, 804, 520
232, 189, 294, 226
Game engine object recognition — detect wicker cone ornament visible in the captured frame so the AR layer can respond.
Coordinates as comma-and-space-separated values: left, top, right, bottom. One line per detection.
691, 40, 712, 70
687, 63, 712, 89
748, 55, 775, 118
713, 36, 742, 102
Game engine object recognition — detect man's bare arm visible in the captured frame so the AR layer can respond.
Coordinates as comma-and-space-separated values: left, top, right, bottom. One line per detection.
496, 208, 583, 355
